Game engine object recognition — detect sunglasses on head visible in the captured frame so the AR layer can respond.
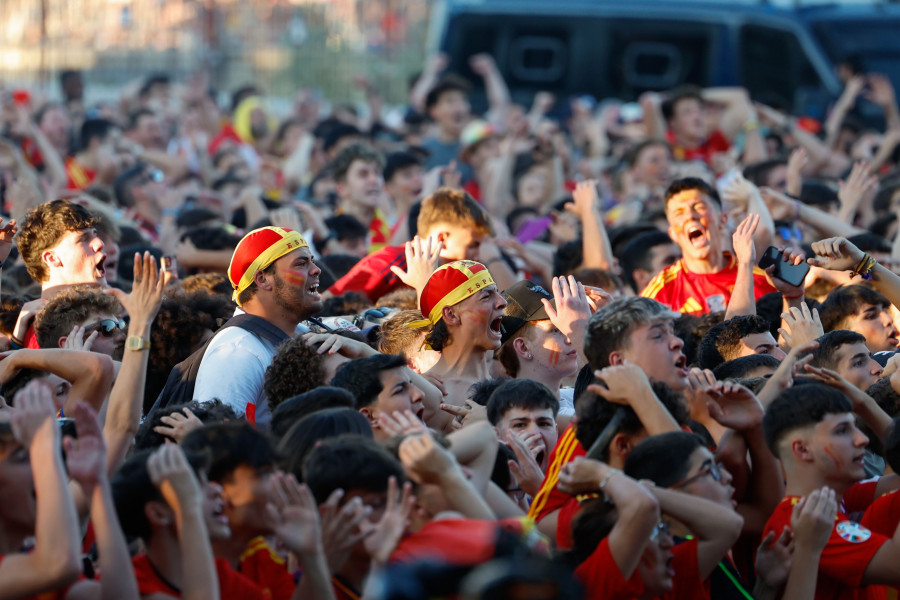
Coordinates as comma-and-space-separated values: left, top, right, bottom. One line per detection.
84, 318, 126, 337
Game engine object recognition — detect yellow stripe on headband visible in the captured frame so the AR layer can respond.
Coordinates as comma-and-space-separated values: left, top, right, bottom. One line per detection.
406, 269, 495, 329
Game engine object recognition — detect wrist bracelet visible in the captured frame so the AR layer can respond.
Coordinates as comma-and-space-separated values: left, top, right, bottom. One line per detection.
850, 252, 877, 281
599, 468, 622, 497
783, 291, 805, 300
9, 335, 23, 349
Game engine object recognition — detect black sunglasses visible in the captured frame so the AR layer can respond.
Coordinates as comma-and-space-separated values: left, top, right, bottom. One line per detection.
84, 318, 127, 337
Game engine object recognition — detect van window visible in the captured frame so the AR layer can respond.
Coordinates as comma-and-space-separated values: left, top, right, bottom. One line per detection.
739, 24, 821, 109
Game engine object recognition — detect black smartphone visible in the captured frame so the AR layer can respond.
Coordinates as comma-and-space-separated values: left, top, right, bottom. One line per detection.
758, 246, 810, 287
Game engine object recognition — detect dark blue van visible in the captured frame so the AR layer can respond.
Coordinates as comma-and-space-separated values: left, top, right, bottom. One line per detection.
431, 0, 900, 120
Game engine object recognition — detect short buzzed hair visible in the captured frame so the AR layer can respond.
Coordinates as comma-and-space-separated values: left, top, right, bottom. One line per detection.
696, 315, 771, 370
763, 383, 853, 458
664, 177, 722, 208
809, 330, 867, 371
584, 297, 678, 370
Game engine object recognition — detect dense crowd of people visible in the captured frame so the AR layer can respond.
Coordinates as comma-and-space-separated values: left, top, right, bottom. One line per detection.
2, 52, 900, 599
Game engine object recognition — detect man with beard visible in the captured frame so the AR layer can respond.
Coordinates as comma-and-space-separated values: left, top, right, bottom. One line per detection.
194, 226, 323, 428
642, 178, 776, 314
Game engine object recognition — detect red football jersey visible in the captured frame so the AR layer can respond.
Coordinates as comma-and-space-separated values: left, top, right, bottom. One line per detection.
527, 424, 590, 550
641, 253, 777, 315
666, 130, 731, 166
576, 538, 707, 600
862, 490, 900, 600
239, 537, 294, 600
762, 491, 888, 600
132, 553, 268, 599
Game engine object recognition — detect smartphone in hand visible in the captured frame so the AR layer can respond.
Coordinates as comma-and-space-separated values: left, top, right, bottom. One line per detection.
758, 246, 810, 287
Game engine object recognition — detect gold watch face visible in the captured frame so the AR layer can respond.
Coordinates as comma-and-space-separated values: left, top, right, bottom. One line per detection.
126, 336, 148, 350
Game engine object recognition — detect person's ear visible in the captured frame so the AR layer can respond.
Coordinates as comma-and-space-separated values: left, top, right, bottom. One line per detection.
57, 336, 68, 349
253, 269, 274, 292
667, 224, 676, 241
41, 249, 62, 269
790, 438, 813, 462
145, 501, 173, 527
442, 305, 461, 326
436, 230, 450, 244
608, 351, 625, 366
513, 337, 532, 360
610, 432, 632, 461
359, 406, 378, 427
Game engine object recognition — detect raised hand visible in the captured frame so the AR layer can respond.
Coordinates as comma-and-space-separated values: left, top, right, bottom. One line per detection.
153, 406, 205, 444
105, 252, 166, 324
791, 487, 837, 553
319, 490, 372, 572
439, 400, 487, 430
764, 246, 808, 297
566, 180, 599, 221
785, 148, 808, 198
807, 237, 866, 272
732, 213, 760, 265
361, 476, 415, 565
267, 472, 324, 556
755, 527, 793, 590
0, 216, 17, 264
147, 443, 203, 514
398, 431, 458, 484
9, 378, 58, 449
378, 409, 428, 438
62, 401, 107, 495
779, 302, 824, 350
542, 275, 591, 338
63, 324, 98, 352
557, 456, 608, 496
587, 362, 654, 407
703, 381, 765, 432
503, 430, 544, 497
758, 340, 818, 406
720, 170, 758, 211
838, 162, 878, 214
389, 235, 443, 297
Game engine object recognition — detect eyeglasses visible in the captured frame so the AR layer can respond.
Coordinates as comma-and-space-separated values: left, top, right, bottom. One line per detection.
84, 318, 127, 337
507, 486, 527, 503
670, 461, 724, 489
651, 520, 672, 541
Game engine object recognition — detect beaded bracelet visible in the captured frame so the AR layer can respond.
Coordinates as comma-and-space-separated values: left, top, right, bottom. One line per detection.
850, 253, 877, 281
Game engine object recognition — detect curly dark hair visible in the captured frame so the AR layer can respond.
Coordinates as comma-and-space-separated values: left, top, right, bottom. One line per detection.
144, 292, 235, 413
263, 337, 327, 410
18, 199, 96, 282
179, 273, 234, 297
34, 286, 122, 349
319, 292, 373, 318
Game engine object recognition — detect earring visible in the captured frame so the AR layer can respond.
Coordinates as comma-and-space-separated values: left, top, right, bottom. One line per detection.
526, 354, 533, 360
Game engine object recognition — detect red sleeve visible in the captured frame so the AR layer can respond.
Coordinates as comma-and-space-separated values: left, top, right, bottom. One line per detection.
707, 130, 731, 154
574, 537, 645, 600
665, 539, 708, 600
25, 324, 40, 349
862, 490, 900, 537
133, 554, 180, 597
556, 497, 581, 550
327, 247, 408, 302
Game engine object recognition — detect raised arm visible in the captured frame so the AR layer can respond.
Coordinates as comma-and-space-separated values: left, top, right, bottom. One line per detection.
0, 381, 82, 598
808, 236, 900, 313
567, 180, 614, 271
588, 363, 681, 435
725, 213, 760, 318
649, 485, 744, 579
102, 252, 166, 474
558, 457, 659, 577
148, 443, 221, 600
0, 348, 115, 414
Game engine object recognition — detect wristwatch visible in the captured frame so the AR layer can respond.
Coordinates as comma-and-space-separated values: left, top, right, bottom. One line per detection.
125, 335, 151, 351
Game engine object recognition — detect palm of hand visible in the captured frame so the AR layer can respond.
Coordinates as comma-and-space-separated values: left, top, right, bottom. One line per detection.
64, 436, 105, 488
276, 506, 321, 555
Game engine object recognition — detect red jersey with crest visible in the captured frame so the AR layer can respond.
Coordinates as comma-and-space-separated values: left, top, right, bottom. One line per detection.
641, 252, 777, 314
862, 489, 900, 600
239, 536, 294, 600
132, 553, 268, 599
762, 485, 888, 600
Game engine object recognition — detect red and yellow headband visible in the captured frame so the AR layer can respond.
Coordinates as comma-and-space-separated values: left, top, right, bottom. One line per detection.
408, 260, 496, 329
228, 226, 309, 305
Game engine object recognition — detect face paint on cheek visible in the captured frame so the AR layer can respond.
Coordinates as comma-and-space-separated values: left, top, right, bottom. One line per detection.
282, 270, 307, 286
463, 309, 489, 324
549, 349, 560, 366
824, 444, 842, 468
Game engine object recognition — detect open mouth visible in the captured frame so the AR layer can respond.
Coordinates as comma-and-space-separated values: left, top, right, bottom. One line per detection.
536, 449, 546, 467
489, 317, 503, 338
416, 407, 425, 422
307, 281, 320, 298
853, 453, 866, 465
666, 556, 675, 577
211, 501, 229, 524
686, 225, 707, 248
95, 255, 107, 278
674, 355, 688, 375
